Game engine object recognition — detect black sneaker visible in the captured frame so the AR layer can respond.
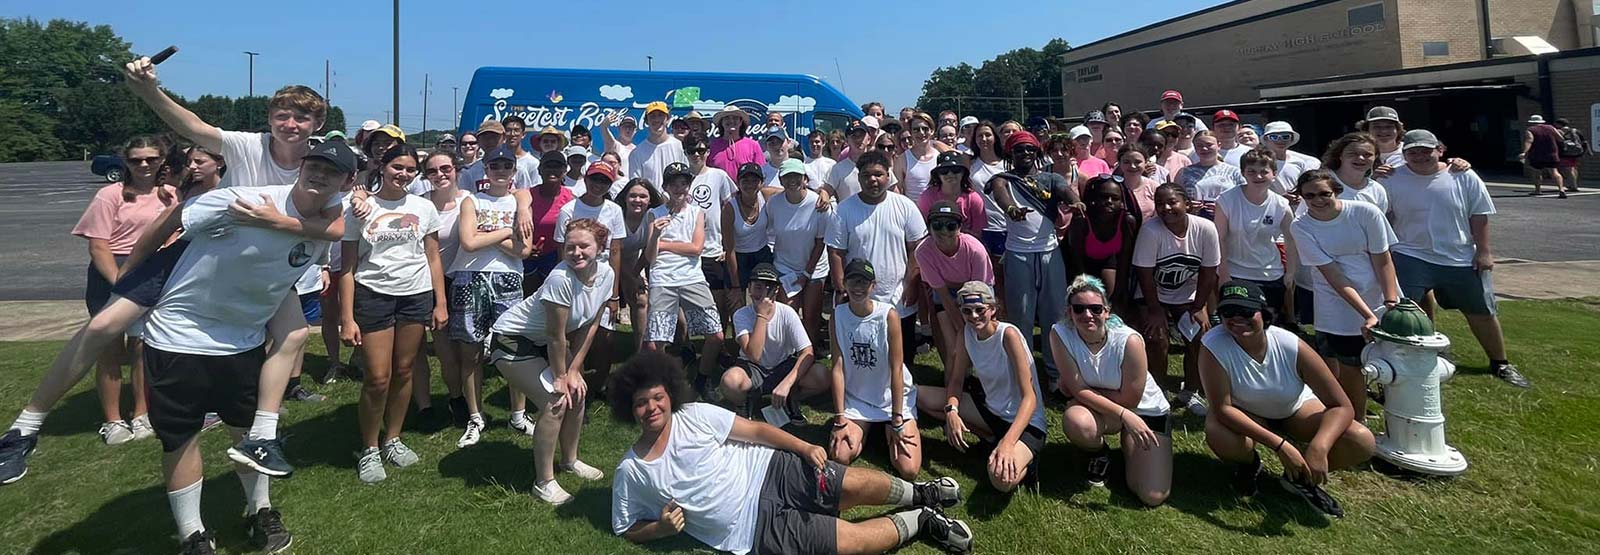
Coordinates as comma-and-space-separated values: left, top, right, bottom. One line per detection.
0, 429, 39, 485
448, 396, 469, 429
244, 508, 293, 553
785, 397, 807, 424
914, 476, 961, 508
1085, 447, 1110, 487
1279, 474, 1344, 518
1232, 455, 1262, 497
177, 530, 216, 555
285, 385, 325, 402
1492, 362, 1532, 389
920, 508, 974, 554
227, 438, 294, 478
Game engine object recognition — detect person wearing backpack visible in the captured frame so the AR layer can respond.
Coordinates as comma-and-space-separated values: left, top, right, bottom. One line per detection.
1555, 118, 1590, 193
1520, 115, 1565, 198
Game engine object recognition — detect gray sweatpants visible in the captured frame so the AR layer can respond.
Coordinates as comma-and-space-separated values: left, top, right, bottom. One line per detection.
1002, 248, 1066, 383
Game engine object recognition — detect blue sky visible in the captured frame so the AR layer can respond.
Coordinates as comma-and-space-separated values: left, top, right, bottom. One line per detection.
7, 0, 1221, 133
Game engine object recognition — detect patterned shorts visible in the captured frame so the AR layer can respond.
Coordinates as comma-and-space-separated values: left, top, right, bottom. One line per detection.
646, 282, 723, 343
448, 271, 523, 343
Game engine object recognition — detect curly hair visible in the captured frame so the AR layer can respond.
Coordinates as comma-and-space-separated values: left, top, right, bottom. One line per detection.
563, 217, 611, 248
607, 350, 692, 424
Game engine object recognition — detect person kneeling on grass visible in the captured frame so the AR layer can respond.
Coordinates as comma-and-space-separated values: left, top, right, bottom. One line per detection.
721, 263, 828, 422
490, 218, 615, 505
1050, 275, 1172, 506
915, 281, 1045, 493
1198, 280, 1376, 519
611, 350, 973, 555
829, 258, 923, 480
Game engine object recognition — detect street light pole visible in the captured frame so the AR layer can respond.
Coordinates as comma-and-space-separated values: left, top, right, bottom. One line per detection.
647, 56, 653, 72
243, 51, 259, 96
452, 86, 460, 129
392, 0, 400, 126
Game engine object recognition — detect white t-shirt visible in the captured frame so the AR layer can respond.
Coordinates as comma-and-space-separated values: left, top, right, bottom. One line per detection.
1201, 325, 1316, 419
824, 158, 898, 201
1273, 150, 1322, 195
1383, 166, 1495, 267
733, 302, 811, 369
1291, 200, 1396, 336
1194, 143, 1252, 167
513, 152, 540, 190
1132, 215, 1221, 305
143, 185, 330, 355
216, 131, 300, 189
554, 197, 628, 262
628, 136, 687, 191
765, 190, 833, 296
1333, 173, 1389, 213
689, 167, 735, 259
1177, 162, 1246, 204
448, 191, 521, 275
832, 301, 917, 422
1216, 186, 1291, 281
612, 403, 773, 555
965, 322, 1048, 430
491, 261, 614, 343
804, 156, 836, 189
647, 204, 706, 287
762, 159, 822, 190
827, 193, 928, 315
997, 172, 1069, 254
968, 158, 1009, 233
342, 193, 443, 296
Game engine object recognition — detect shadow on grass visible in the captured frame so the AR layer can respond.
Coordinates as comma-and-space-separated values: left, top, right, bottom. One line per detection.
29, 474, 254, 555
35, 389, 104, 438
556, 485, 703, 553
1161, 451, 1333, 536
436, 440, 533, 492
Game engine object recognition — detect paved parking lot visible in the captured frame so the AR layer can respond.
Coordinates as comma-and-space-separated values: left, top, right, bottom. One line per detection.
0, 161, 1595, 301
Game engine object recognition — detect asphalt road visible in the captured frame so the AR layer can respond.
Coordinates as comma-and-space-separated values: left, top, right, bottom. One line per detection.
0, 161, 1596, 301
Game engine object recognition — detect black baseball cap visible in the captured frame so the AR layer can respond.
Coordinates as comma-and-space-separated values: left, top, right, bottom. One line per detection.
662, 162, 693, 183
750, 263, 780, 284
539, 151, 567, 168
844, 258, 875, 281
737, 162, 764, 180
1218, 280, 1268, 312
302, 141, 358, 174
928, 200, 963, 224
484, 144, 516, 164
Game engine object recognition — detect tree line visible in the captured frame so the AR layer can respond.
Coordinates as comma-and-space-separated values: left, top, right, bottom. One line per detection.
0, 18, 345, 163
914, 38, 1071, 125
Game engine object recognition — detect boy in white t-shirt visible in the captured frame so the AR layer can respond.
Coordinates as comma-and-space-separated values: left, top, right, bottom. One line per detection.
827, 151, 928, 357
644, 162, 726, 389
719, 264, 827, 422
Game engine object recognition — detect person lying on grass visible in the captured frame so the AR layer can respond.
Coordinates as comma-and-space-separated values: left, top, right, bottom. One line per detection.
610, 350, 974, 555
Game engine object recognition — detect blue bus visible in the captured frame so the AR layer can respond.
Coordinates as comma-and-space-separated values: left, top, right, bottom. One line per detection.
459, 67, 863, 156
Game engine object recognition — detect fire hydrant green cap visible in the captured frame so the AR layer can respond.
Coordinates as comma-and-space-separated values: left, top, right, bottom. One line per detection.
1370, 298, 1447, 347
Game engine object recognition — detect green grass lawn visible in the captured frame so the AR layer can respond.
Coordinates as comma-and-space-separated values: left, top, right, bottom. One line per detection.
2, 299, 1599, 554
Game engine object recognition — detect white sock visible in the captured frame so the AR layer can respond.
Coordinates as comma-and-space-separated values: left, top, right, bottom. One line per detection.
887, 476, 914, 507
167, 480, 205, 537
469, 413, 484, 424
237, 470, 271, 515
510, 410, 527, 423
888, 508, 925, 543
11, 409, 46, 436
248, 410, 279, 441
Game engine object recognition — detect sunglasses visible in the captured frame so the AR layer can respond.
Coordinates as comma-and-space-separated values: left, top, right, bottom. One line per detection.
876, 144, 896, 151
1218, 306, 1259, 319
425, 165, 455, 175
1071, 303, 1107, 315
487, 162, 515, 171
930, 220, 960, 232
1265, 133, 1294, 142
128, 156, 163, 166
1300, 191, 1337, 199
460, 141, 478, 146
688, 148, 709, 155
959, 306, 988, 317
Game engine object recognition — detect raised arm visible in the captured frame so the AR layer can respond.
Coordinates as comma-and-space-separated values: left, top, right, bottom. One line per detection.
122, 57, 223, 151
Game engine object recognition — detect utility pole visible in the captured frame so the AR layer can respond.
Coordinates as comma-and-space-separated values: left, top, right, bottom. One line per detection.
422, 73, 430, 134
324, 59, 331, 102
452, 86, 460, 129
243, 51, 259, 96
647, 56, 653, 72
391, 0, 400, 126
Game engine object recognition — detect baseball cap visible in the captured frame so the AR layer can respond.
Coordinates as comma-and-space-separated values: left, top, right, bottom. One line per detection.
373, 124, 406, 143
957, 281, 995, 306
1173, 112, 1198, 123
881, 117, 903, 133
323, 130, 348, 143
584, 161, 617, 182
859, 115, 881, 130
302, 141, 358, 174
1068, 125, 1092, 140
644, 101, 670, 118
750, 263, 781, 284
843, 258, 875, 281
484, 144, 516, 164
1212, 110, 1240, 124
928, 200, 964, 224
476, 120, 506, 136
436, 133, 456, 144
1154, 120, 1181, 132
1161, 90, 1184, 102
662, 161, 693, 182
618, 114, 638, 127
1401, 129, 1441, 151
763, 127, 789, 143
1365, 106, 1400, 123
1084, 111, 1108, 125
360, 120, 382, 132
539, 151, 567, 168
562, 145, 589, 158
958, 116, 979, 128
779, 158, 806, 177
1217, 280, 1268, 312
737, 162, 764, 180
1025, 115, 1050, 130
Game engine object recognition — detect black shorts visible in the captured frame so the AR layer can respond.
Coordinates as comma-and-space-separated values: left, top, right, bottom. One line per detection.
1240, 278, 1286, 318
110, 239, 190, 308
144, 344, 264, 452
735, 248, 774, 286
352, 283, 434, 332
84, 255, 129, 315
1315, 332, 1367, 367
751, 451, 846, 555
522, 252, 561, 293
1294, 285, 1315, 327
489, 333, 548, 362
740, 354, 802, 395
971, 390, 1047, 455
702, 256, 733, 291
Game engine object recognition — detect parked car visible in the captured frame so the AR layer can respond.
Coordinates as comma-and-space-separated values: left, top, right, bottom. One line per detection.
90, 154, 126, 183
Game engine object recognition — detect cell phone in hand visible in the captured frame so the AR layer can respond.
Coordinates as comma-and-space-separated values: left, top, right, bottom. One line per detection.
150, 46, 178, 65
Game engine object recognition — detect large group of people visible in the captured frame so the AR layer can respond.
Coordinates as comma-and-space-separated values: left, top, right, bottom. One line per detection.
0, 54, 1550, 555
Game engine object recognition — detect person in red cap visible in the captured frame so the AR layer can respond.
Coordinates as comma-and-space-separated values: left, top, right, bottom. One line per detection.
1147, 90, 1207, 132
553, 160, 629, 383
988, 130, 1081, 383
1206, 110, 1252, 167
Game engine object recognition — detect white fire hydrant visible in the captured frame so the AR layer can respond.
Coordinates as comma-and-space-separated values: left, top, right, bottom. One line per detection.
1360, 299, 1468, 476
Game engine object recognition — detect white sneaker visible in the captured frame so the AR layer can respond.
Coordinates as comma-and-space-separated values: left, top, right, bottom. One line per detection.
1179, 391, 1209, 418
201, 412, 223, 431
356, 447, 387, 483
508, 415, 536, 437
129, 414, 155, 441
99, 421, 134, 445
533, 479, 573, 505
561, 459, 605, 481
382, 438, 420, 467
456, 416, 484, 448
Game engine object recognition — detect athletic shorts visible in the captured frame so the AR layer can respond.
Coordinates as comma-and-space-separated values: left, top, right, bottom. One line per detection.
298, 291, 322, 325
981, 229, 1007, 257
1294, 285, 1315, 326
750, 450, 846, 555
740, 353, 802, 396
523, 252, 562, 294
702, 256, 733, 291
110, 240, 190, 308
489, 333, 548, 363
1240, 278, 1287, 318
1392, 252, 1497, 316
1315, 332, 1367, 367
144, 343, 263, 452
1529, 159, 1559, 170
448, 271, 523, 343
353, 283, 434, 332
971, 389, 1047, 455
735, 248, 774, 287
646, 282, 722, 342
85, 255, 129, 315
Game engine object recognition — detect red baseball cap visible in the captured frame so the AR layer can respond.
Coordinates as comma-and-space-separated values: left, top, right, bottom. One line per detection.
1161, 90, 1183, 102
1212, 109, 1240, 123
584, 161, 617, 182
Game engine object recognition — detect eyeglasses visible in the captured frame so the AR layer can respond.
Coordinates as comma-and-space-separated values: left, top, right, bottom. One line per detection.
1070, 303, 1107, 315
930, 220, 960, 232
425, 165, 455, 175
1300, 191, 1337, 199
128, 156, 163, 166
1218, 306, 1260, 319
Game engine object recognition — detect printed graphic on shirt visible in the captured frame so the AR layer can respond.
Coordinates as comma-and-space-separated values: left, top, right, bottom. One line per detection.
288, 241, 316, 268
1262, 214, 1275, 225
691, 182, 716, 210
1153, 253, 1201, 295
366, 213, 423, 244
850, 341, 878, 369
477, 207, 514, 232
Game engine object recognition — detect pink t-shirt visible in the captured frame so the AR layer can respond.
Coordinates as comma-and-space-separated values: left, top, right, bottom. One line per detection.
528, 186, 574, 256
915, 231, 993, 293
1073, 155, 1113, 180
916, 188, 987, 236
707, 136, 763, 180
71, 183, 176, 255
1161, 153, 1192, 179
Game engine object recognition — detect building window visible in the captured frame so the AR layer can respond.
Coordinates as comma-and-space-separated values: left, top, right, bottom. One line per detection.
1347, 3, 1385, 27
1423, 42, 1450, 56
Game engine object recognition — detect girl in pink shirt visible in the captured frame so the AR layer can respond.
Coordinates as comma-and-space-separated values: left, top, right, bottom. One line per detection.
917, 151, 987, 236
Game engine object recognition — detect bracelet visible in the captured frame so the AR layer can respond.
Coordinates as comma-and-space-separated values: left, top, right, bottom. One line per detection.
1274, 437, 1288, 453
